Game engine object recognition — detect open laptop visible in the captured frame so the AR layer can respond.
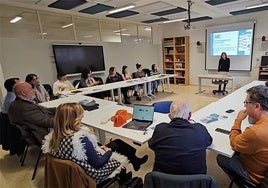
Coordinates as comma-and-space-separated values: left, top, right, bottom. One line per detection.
123, 104, 154, 131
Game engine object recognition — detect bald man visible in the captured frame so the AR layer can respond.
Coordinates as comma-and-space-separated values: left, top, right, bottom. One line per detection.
148, 100, 212, 175
8, 82, 54, 144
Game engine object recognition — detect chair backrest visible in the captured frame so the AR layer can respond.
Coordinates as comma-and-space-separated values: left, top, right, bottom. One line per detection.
73, 80, 81, 89
43, 84, 57, 100
153, 101, 172, 114
93, 77, 104, 85
260, 171, 268, 188
10, 122, 41, 146
45, 154, 96, 188
144, 171, 218, 188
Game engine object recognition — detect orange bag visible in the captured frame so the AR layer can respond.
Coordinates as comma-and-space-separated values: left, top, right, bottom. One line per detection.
111, 110, 132, 127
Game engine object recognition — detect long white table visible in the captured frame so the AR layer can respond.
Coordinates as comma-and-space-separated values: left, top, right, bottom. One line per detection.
192, 80, 265, 157
59, 74, 175, 103
197, 74, 234, 94
40, 94, 169, 144
82, 105, 169, 144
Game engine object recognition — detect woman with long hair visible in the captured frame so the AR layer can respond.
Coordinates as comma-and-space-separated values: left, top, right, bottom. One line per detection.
42, 103, 147, 183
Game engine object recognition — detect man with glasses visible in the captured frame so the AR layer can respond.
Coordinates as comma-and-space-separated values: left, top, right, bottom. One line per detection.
217, 85, 268, 185
25, 73, 49, 103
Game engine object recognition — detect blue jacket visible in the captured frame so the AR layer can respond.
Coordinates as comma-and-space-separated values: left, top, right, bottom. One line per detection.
149, 118, 212, 175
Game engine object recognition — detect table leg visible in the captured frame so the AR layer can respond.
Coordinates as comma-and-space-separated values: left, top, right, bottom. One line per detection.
110, 89, 115, 101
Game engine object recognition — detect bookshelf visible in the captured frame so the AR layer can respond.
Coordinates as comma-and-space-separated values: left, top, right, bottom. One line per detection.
163, 36, 189, 85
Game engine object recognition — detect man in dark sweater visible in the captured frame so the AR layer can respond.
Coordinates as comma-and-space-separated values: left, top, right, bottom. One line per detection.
148, 100, 212, 175
8, 82, 54, 144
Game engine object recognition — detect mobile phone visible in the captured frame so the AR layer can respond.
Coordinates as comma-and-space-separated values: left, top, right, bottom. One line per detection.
225, 109, 235, 113
215, 128, 230, 135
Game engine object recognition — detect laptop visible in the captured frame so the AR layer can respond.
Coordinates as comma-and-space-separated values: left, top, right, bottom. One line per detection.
123, 104, 154, 131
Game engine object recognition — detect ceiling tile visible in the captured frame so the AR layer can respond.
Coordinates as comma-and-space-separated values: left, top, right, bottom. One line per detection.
152, 7, 187, 16
230, 6, 268, 15
142, 17, 168, 24
48, 0, 87, 10
205, 0, 238, 6
79, 3, 114, 14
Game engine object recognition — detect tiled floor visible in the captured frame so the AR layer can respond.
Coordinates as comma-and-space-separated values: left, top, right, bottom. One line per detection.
0, 84, 234, 188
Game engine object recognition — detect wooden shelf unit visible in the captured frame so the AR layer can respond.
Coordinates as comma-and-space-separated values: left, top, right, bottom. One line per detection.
258, 66, 268, 81
163, 36, 189, 85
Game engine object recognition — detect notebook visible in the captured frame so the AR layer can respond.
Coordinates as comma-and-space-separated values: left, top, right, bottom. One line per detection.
123, 104, 154, 131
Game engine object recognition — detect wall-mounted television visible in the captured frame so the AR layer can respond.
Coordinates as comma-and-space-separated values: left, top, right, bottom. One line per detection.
52, 44, 105, 75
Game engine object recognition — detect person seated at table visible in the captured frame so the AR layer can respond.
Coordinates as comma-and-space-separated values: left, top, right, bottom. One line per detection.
2, 77, 20, 114
8, 82, 54, 144
53, 72, 74, 98
42, 103, 148, 183
217, 52, 230, 91
133, 63, 147, 101
80, 68, 100, 88
217, 85, 268, 185
151, 64, 161, 94
106, 66, 131, 104
148, 99, 212, 175
122, 65, 132, 81
25, 73, 50, 103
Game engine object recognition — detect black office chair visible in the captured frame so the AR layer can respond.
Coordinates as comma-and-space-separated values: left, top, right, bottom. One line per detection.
228, 171, 268, 188
10, 122, 42, 180
144, 171, 218, 188
212, 80, 228, 95
72, 79, 81, 89
43, 84, 57, 100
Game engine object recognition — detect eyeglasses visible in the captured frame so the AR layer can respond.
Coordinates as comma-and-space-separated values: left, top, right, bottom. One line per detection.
244, 100, 252, 105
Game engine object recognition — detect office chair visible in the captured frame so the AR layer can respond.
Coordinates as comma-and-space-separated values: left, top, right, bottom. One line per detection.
45, 154, 97, 188
72, 79, 81, 89
212, 80, 228, 95
153, 101, 172, 114
144, 171, 218, 188
229, 171, 268, 188
10, 122, 42, 180
43, 84, 57, 100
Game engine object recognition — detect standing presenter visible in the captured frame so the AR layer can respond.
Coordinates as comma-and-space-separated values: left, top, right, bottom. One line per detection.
218, 52, 230, 92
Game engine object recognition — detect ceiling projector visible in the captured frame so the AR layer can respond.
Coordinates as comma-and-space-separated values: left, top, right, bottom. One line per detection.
184, 23, 195, 30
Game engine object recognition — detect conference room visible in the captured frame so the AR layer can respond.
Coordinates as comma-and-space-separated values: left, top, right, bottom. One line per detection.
1, 0, 268, 187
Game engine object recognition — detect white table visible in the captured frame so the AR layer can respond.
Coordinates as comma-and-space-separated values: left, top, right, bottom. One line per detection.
197, 74, 234, 94
82, 104, 170, 144
59, 74, 175, 103
39, 94, 117, 108
192, 80, 265, 157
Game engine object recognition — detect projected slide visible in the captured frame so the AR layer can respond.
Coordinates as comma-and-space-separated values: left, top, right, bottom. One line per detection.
210, 29, 253, 56
206, 22, 255, 71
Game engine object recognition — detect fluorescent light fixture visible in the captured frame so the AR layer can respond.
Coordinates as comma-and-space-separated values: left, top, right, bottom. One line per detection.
62, 23, 73, 28
10, 16, 22, 23
246, 3, 268, 9
108, 4, 135, 14
113, 29, 127, 33
163, 18, 186, 24
84, 35, 93, 38
115, 33, 131, 36
40, 32, 47, 35
144, 27, 151, 31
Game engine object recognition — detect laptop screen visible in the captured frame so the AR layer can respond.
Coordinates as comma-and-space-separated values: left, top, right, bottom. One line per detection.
132, 104, 154, 122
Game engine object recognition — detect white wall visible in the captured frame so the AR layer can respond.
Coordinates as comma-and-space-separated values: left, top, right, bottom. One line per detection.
0, 38, 162, 86
160, 11, 268, 88
1, 11, 268, 92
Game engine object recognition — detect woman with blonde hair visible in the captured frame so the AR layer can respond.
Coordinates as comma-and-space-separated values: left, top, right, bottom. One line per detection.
42, 103, 147, 183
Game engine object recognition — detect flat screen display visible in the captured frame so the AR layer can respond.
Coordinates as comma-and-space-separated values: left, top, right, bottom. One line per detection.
52, 44, 105, 74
